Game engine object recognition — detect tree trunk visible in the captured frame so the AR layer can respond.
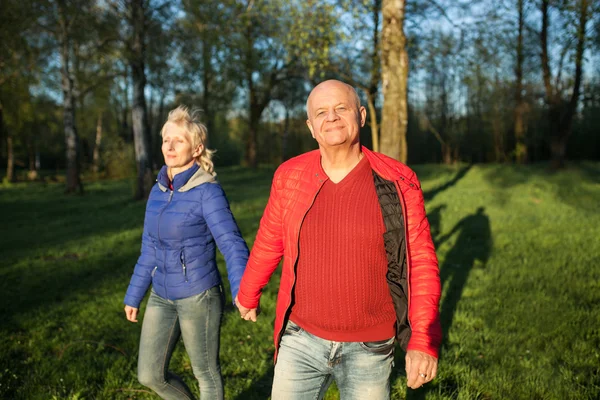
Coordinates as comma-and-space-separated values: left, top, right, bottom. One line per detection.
202, 40, 214, 146
6, 136, 15, 183
130, 0, 154, 200
369, 0, 381, 152
0, 102, 14, 183
541, 0, 589, 169
244, 20, 259, 169
380, 0, 408, 163
92, 111, 103, 173
367, 93, 379, 153
281, 105, 290, 163
61, 36, 83, 194
246, 106, 259, 168
514, 0, 527, 163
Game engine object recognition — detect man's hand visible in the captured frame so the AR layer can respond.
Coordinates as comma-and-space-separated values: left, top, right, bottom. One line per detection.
405, 350, 438, 389
124, 305, 139, 323
234, 296, 259, 322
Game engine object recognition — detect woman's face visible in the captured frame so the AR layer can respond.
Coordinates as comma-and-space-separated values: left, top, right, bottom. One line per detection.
161, 122, 202, 172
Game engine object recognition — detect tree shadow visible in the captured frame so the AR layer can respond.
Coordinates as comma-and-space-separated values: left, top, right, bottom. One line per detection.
423, 164, 472, 202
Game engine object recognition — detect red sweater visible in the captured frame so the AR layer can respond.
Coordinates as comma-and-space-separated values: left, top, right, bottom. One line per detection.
289, 157, 396, 342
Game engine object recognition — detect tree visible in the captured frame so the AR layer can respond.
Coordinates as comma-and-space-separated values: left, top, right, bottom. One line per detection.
514, 0, 529, 163
380, 0, 409, 163
540, 0, 591, 168
1, 0, 44, 182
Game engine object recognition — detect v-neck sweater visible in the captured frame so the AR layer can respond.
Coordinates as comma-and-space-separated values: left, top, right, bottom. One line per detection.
289, 156, 396, 342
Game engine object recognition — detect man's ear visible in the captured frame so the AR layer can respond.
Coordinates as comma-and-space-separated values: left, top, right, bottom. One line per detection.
359, 106, 367, 127
306, 119, 316, 139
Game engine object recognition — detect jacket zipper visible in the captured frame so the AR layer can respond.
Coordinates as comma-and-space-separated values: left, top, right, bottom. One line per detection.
276, 179, 326, 348
157, 189, 175, 298
180, 249, 187, 282
151, 266, 158, 277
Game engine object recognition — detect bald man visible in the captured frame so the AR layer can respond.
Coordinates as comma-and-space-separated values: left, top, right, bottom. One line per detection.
236, 80, 442, 399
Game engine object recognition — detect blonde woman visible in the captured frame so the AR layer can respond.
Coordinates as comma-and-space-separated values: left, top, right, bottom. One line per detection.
124, 106, 248, 399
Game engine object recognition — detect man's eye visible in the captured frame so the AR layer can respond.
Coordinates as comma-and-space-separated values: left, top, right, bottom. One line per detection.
337, 107, 346, 111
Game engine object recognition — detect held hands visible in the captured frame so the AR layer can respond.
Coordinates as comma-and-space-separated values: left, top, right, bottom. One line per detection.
405, 350, 438, 389
234, 296, 260, 322
124, 305, 139, 323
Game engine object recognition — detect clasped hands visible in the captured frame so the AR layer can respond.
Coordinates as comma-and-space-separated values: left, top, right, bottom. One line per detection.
234, 296, 260, 322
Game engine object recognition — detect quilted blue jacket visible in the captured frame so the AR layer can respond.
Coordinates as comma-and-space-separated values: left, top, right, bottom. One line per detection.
124, 163, 249, 308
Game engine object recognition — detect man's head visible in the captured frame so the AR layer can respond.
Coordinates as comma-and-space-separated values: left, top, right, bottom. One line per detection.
306, 80, 366, 150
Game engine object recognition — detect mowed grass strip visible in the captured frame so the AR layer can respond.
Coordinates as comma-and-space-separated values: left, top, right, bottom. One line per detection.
0, 163, 598, 400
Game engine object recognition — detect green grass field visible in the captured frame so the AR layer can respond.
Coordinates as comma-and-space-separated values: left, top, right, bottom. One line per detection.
1, 163, 599, 400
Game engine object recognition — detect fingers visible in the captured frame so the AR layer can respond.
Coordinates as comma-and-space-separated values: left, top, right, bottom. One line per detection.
124, 306, 138, 323
243, 309, 258, 322
405, 350, 438, 389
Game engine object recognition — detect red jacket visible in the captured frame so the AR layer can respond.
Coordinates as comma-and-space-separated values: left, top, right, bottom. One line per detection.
237, 147, 442, 360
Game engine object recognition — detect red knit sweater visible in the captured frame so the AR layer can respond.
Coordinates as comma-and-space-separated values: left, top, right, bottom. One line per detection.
289, 157, 396, 342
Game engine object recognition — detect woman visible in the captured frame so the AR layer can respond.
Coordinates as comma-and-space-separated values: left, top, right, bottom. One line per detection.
124, 105, 249, 400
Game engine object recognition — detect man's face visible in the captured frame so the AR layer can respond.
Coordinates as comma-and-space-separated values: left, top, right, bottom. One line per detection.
306, 81, 366, 149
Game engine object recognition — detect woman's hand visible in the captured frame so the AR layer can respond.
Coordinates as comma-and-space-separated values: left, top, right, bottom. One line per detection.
124, 305, 139, 322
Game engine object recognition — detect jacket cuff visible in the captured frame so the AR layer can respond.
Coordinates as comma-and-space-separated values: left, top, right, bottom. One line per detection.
236, 288, 259, 309
406, 342, 439, 359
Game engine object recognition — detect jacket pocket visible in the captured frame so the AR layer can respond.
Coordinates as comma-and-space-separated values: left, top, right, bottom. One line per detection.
180, 249, 187, 282
360, 337, 396, 355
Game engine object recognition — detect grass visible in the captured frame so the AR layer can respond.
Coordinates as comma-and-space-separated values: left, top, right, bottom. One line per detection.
0, 162, 599, 399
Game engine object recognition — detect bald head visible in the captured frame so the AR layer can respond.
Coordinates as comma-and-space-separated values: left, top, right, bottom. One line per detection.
306, 80, 361, 118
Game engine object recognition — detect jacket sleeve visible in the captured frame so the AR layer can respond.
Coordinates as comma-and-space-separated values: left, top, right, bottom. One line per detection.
124, 221, 156, 309
403, 173, 442, 358
236, 171, 284, 309
202, 183, 249, 301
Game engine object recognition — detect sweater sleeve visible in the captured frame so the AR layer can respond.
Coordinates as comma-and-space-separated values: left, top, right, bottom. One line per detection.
236, 171, 284, 309
124, 223, 156, 309
402, 172, 443, 358
202, 183, 249, 301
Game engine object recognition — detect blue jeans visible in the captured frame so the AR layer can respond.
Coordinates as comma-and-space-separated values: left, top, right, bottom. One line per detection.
272, 320, 395, 400
137, 286, 225, 400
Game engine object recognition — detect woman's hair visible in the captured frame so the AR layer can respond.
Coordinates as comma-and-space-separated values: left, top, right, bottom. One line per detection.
161, 105, 215, 174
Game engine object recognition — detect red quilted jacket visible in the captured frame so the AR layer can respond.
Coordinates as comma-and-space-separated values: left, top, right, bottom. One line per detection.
237, 147, 442, 360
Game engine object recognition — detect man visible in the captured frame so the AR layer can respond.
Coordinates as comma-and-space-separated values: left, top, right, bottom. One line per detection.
236, 80, 441, 399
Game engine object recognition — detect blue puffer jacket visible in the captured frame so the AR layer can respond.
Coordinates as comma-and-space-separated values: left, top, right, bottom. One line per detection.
124, 163, 249, 308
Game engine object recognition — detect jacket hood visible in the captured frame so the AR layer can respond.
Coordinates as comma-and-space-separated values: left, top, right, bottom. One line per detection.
157, 163, 217, 192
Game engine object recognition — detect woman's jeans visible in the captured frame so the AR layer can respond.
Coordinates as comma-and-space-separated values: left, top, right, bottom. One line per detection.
137, 286, 225, 400
272, 320, 395, 400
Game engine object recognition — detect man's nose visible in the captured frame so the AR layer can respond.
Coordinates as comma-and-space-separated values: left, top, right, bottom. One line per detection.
325, 110, 339, 121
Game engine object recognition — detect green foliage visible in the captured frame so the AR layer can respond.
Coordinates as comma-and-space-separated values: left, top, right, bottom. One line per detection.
0, 164, 599, 399
101, 137, 136, 179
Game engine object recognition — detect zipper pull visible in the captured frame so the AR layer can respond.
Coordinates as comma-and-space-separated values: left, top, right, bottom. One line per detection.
180, 252, 187, 282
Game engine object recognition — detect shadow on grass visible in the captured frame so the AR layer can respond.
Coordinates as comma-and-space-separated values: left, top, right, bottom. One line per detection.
405, 207, 492, 399
438, 207, 492, 347
233, 363, 275, 400
423, 165, 472, 202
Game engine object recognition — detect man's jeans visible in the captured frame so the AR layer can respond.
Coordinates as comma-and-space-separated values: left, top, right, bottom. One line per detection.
272, 320, 395, 400
137, 286, 225, 400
